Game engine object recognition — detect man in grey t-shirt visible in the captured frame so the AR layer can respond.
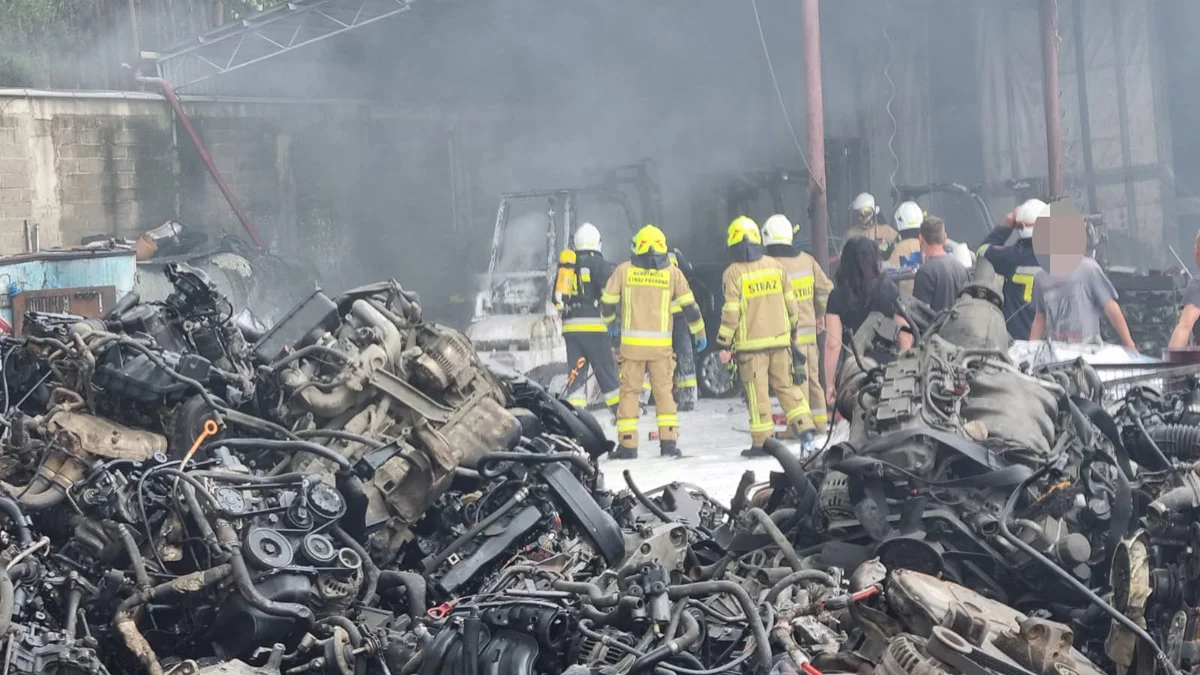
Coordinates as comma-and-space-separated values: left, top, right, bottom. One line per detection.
1029, 257, 1137, 350
912, 216, 969, 311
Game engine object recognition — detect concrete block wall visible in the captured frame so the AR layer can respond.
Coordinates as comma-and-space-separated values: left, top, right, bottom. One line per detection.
0, 94, 375, 290
0, 113, 33, 253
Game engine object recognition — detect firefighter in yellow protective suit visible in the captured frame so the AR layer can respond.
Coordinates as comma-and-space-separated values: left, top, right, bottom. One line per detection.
761, 214, 834, 434
601, 225, 706, 459
717, 217, 817, 457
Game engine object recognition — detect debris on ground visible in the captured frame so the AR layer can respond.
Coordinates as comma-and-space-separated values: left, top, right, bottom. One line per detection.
0, 258, 1197, 675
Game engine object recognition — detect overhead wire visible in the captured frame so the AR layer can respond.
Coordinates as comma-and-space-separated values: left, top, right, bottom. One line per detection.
749, 0, 814, 179
882, 0, 900, 199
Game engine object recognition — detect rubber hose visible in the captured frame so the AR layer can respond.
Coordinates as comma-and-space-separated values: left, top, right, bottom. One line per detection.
760, 439, 817, 517
379, 571, 428, 615
997, 470, 1181, 675
114, 523, 151, 591
216, 520, 313, 625
630, 612, 700, 673
1147, 424, 1200, 461
551, 580, 619, 607
624, 470, 672, 524
0, 499, 31, 547
746, 508, 803, 572
203, 438, 350, 469
667, 582, 771, 674
325, 616, 366, 675
764, 569, 838, 604
463, 610, 481, 675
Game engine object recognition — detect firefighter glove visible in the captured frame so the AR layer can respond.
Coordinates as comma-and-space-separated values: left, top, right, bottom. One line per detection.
695, 335, 707, 352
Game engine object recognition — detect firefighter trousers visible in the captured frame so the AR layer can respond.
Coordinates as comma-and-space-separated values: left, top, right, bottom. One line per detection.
564, 333, 620, 410
616, 354, 677, 450
793, 340, 826, 432
737, 348, 814, 447
671, 317, 698, 410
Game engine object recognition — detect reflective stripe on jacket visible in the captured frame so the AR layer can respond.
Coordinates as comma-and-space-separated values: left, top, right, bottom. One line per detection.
717, 257, 797, 353
600, 260, 704, 358
773, 251, 832, 330
561, 250, 613, 333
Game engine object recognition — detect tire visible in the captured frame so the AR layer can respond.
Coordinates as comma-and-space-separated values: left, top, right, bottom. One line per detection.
697, 350, 738, 399
525, 362, 571, 393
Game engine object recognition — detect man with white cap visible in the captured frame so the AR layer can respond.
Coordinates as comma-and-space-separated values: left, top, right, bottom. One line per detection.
976, 199, 1044, 340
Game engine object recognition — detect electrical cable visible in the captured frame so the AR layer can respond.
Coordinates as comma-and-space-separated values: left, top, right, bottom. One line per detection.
749, 0, 813, 179
882, 0, 900, 199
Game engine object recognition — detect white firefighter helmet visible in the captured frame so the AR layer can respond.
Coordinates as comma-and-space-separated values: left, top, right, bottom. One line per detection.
761, 214, 794, 246
1014, 199, 1048, 239
894, 201, 924, 231
851, 192, 879, 215
574, 222, 602, 252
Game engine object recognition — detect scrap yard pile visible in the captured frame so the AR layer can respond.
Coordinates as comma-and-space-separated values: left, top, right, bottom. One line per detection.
4, 260, 1200, 675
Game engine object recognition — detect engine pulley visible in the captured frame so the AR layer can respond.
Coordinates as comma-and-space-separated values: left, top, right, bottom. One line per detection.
245, 527, 295, 570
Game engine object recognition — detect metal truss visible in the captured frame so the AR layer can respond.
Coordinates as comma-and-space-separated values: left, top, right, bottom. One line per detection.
152, 0, 412, 93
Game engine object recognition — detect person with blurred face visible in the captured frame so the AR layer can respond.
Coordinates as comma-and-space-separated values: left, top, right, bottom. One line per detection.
1026, 202, 1137, 352
912, 216, 968, 311
1167, 231, 1200, 349
976, 199, 1043, 339
844, 192, 899, 257
559, 223, 621, 416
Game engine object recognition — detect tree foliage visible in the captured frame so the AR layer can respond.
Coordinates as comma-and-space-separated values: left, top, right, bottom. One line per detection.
0, 0, 289, 89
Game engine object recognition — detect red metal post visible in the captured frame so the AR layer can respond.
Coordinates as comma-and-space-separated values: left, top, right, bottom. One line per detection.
1042, 0, 1063, 199
802, 0, 829, 272
136, 73, 266, 249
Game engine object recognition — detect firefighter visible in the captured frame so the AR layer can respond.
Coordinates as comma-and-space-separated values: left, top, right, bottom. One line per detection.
718, 217, 817, 457
844, 192, 898, 256
888, 201, 924, 295
601, 225, 706, 459
977, 199, 1043, 340
667, 247, 700, 411
559, 223, 621, 415
762, 214, 833, 435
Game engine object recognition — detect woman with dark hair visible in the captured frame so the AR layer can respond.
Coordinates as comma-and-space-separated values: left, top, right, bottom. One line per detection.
822, 236, 911, 406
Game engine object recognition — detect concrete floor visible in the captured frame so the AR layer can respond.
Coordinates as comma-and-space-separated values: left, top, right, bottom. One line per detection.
595, 397, 846, 504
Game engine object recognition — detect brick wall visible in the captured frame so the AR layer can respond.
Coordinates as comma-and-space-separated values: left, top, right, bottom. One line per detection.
52, 114, 176, 243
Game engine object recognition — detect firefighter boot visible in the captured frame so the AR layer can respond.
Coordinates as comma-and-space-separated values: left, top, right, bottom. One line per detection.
610, 446, 638, 460
660, 440, 681, 459
741, 445, 767, 458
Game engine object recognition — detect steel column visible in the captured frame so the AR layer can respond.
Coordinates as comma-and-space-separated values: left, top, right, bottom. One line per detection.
802, 0, 829, 272
1042, 0, 1064, 198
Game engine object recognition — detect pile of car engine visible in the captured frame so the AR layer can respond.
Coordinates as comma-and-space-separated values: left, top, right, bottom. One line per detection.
0, 259, 1199, 675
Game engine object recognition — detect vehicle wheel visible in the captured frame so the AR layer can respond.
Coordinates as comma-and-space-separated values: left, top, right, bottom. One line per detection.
697, 350, 738, 399
525, 362, 570, 393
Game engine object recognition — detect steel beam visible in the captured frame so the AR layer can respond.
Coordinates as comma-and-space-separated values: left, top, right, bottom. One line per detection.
153, 0, 411, 92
